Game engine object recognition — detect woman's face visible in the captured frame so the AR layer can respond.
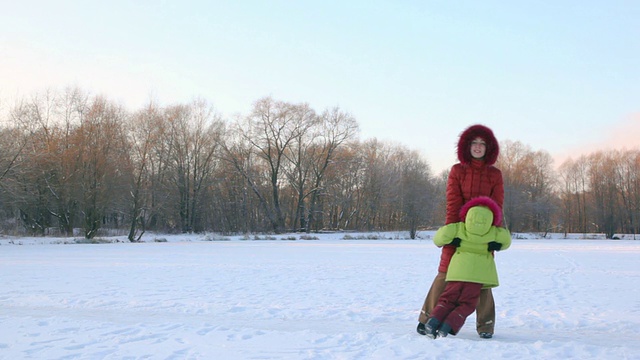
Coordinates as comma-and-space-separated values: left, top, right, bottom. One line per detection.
470, 137, 487, 159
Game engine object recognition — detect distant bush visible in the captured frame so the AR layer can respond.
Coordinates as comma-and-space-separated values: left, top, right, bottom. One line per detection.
343, 234, 385, 240
74, 238, 113, 244
253, 235, 277, 240
204, 233, 229, 241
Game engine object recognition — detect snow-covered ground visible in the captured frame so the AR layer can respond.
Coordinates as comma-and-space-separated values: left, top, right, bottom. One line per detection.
1, 232, 639, 359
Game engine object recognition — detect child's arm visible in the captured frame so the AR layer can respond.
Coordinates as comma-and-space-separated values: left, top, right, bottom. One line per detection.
487, 227, 511, 251
433, 223, 461, 247
496, 227, 511, 250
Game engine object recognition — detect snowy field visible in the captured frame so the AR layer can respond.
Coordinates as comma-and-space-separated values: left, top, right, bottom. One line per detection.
1, 232, 639, 360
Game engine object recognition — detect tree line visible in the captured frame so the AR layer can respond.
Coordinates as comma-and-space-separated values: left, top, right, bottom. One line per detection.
0, 88, 638, 240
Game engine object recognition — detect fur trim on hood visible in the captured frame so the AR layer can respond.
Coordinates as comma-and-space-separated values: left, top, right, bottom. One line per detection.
459, 196, 502, 227
456, 124, 499, 165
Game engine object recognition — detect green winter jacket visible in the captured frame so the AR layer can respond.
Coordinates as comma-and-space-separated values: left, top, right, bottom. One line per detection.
433, 205, 511, 288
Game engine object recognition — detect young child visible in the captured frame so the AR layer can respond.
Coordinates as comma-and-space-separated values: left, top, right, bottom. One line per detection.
424, 196, 511, 339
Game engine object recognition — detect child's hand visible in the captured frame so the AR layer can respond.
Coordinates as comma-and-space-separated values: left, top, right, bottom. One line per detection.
450, 237, 462, 247
487, 241, 502, 251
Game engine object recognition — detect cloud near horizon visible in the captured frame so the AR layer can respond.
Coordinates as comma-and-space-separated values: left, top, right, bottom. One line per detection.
553, 113, 640, 167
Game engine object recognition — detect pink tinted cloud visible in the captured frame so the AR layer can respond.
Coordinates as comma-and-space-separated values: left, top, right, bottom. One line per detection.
553, 113, 640, 167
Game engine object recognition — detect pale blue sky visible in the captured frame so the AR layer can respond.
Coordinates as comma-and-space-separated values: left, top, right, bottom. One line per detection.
1, 1, 638, 173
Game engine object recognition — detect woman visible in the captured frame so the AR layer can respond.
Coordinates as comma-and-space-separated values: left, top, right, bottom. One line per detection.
417, 124, 504, 339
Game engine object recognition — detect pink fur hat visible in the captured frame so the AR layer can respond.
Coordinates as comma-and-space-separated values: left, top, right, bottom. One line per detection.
459, 196, 502, 226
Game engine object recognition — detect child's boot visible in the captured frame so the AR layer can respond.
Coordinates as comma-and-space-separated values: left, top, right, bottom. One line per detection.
424, 317, 440, 339
437, 322, 453, 338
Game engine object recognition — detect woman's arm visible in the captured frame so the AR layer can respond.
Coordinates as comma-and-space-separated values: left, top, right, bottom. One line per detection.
445, 165, 464, 224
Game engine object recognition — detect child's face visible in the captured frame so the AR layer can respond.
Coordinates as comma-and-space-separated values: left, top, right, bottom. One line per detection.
465, 206, 493, 235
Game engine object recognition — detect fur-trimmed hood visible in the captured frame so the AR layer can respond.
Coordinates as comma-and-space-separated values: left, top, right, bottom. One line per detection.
457, 124, 499, 165
459, 196, 502, 227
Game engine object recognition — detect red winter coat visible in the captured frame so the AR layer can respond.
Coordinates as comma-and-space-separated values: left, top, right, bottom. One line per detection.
438, 125, 504, 273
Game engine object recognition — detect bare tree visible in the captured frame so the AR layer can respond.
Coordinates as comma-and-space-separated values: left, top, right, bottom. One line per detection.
74, 96, 130, 238
45, 88, 90, 236
125, 101, 164, 241
430, 169, 449, 226
165, 99, 222, 233
281, 103, 318, 231
222, 97, 305, 233
398, 148, 434, 239
0, 124, 30, 232
560, 155, 591, 234
357, 139, 396, 231
558, 158, 581, 235
323, 143, 365, 230
304, 107, 359, 233
588, 151, 621, 238
617, 150, 640, 237
497, 140, 557, 233
5, 88, 89, 235
9, 89, 640, 237
527, 150, 557, 234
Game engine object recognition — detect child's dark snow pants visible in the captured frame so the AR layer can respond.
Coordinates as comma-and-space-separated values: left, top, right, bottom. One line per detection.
429, 281, 484, 334
419, 273, 495, 334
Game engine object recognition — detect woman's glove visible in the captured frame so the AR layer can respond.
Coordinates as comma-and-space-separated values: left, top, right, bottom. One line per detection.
487, 241, 502, 251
